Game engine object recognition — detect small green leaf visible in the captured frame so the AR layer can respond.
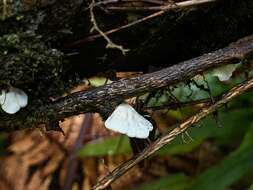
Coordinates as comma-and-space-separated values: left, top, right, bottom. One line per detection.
187, 122, 253, 190
157, 108, 253, 155
88, 77, 112, 87
77, 136, 132, 157
247, 184, 253, 190
130, 173, 190, 190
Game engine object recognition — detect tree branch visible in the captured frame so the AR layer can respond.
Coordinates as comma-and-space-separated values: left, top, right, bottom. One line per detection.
1, 34, 253, 131
92, 76, 253, 190
44, 34, 253, 117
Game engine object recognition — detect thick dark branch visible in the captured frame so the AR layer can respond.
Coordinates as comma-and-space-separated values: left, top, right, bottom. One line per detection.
46, 34, 253, 118
1, 34, 253, 132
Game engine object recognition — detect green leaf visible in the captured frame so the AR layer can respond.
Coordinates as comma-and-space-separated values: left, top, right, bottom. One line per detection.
77, 136, 132, 157
157, 108, 253, 155
77, 108, 253, 157
156, 134, 204, 155
88, 77, 112, 87
129, 173, 190, 190
248, 184, 253, 190
171, 82, 210, 102
187, 122, 253, 190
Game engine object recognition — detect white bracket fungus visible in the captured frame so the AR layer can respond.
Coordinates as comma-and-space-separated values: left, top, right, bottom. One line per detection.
105, 103, 153, 139
209, 64, 239, 81
0, 87, 28, 114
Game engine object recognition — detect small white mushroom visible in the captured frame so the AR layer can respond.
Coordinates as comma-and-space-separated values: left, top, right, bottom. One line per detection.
12, 88, 28, 107
105, 103, 153, 139
209, 64, 239, 81
0, 90, 6, 105
0, 87, 28, 114
1, 89, 20, 114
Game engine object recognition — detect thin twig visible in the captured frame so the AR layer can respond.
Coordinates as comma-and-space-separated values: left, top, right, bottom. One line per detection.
68, 10, 164, 47
92, 0, 166, 7
104, 6, 170, 11
68, 0, 216, 47
89, 0, 129, 54
105, 0, 216, 11
92, 77, 253, 190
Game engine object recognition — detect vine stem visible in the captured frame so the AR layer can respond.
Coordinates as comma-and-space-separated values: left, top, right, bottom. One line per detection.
89, 0, 129, 54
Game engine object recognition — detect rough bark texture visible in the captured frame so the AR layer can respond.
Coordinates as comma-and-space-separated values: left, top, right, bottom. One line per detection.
1, 0, 253, 132
1, 34, 253, 132
41, 34, 253, 119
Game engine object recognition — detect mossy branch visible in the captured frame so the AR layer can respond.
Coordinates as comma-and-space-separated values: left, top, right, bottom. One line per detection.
0, 34, 253, 131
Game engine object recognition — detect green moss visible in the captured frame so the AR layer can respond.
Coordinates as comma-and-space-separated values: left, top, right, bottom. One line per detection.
0, 32, 80, 118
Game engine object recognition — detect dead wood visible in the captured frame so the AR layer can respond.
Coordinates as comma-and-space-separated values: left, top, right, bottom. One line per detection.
1, 34, 253, 131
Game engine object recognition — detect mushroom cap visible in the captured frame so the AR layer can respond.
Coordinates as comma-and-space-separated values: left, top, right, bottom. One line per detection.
0, 88, 28, 114
1, 90, 21, 114
105, 103, 153, 139
0, 90, 6, 105
12, 88, 28, 107
210, 64, 238, 81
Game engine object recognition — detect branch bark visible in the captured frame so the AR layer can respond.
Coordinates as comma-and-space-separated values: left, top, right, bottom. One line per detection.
43, 34, 253, 117
92, 76, 253, 190
1, 34, 253, 131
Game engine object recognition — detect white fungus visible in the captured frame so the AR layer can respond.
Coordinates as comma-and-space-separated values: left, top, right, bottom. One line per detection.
12, 88, 28, 108
0, 90, 6, 105
0, 87, 28, 114
209, 64, 239, 81
105, 103, 153, 139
